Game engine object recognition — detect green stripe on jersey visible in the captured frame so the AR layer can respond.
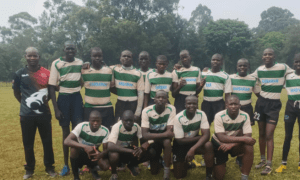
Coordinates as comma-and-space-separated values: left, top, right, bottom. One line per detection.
288, 94, 300, 101
285, 79, 300, 87
85, 89, 110, 98
149, 77, 173, 84
182, 121, 201, 133
258, 70, 285, 78
116, 88, 137, 97
79, 131, 105, 144
180, 84, 197, 92
204, 76, 226, 84
82, 73, 112, 82
261, 85, 283, 93
176, 71, 199, 78
59, 65, 82, 76
118, 132, 136, 141
204, 90, 223, 97
232, 93, 252, 101
114, 71, 140, 82
60, 81, 81, 88
231, 79, 256, 87
223, 121, 245, 131
149, 114, 170, 125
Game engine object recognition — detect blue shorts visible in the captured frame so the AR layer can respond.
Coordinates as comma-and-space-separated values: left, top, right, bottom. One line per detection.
57, 92, 83, 127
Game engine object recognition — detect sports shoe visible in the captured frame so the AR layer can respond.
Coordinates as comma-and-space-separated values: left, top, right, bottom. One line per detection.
109, 174, 118, 180
255, 160, 266, 169
298, 166, 300, 171
275, 164, 287, 173
91, 170, 101, 180
128, 166, 140, 177
205, 174, 213, 180
60, 165, 70, 176
23, 170, 34, 179
46, 168, 57, 178
192, 159, 205, 167
117, 163, 126, 171
261, 165, 272, 175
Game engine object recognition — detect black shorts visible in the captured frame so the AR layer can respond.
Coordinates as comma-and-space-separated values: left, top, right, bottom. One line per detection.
174, 94, 188, 114
284, 100, 300, 123
172, 140, 194, 162
115, 100, 137, 122
147, 142, 164, 160
84, 106, 115, 130
201, 99, 225, 124
77, 149, 98, 169
254, 96, 282, 125
212, 142, 236, 165
241, 103, 254, 126
116, 146, 140, 167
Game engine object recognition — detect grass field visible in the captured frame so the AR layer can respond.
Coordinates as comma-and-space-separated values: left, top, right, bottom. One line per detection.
1, 86, 300, 180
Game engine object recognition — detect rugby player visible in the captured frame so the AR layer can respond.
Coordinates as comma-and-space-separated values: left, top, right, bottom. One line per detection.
138, 51, 153, 83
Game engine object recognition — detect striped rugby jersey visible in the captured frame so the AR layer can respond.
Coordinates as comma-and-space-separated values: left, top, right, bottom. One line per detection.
82, 66, 114, 108
71, 122, 110, 147
108, 121, 142, 147
113, 66, 144, 101
174, 109, 209, 139
285, 72, 300, 101
230, 74, 260, 106
138, 68, 154, 82
251, 63, 293, 100
172, 66, 201, 95
145, 70, 173, 99
212, 109, 252, 146
201, 69, 232, 101
141, 104, 176, 133
48, 57, 83, 94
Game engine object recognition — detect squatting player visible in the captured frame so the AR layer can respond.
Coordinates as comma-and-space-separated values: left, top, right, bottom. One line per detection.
276, 53, 300, 173
212, 95, 255, 180
48, 41, 84, 175
173, 96, 214, 179
251, 48, 293, 175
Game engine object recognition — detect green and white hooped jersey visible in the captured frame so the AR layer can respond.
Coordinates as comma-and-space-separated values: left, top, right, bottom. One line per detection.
82, 67, 114, 108
48, 57, 83, 94
145, 70, 173, 99
72, 122, 110, 147
113, 66, 144, 101
138, 68, 154, 82
174, 109, 209, 139
251, 63, 293, 100
201, 69, 232, 101
230, 74, 260, 106
285, 72, 300, 101
172, 66, 201, 95
108, 121, 142, 147
141, 104, 176, 133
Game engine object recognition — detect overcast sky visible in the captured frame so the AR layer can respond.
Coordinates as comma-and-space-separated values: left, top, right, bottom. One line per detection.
1, 0, 300, 28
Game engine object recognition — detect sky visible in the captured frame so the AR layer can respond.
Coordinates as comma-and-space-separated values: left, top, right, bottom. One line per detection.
1, 0, 300, 28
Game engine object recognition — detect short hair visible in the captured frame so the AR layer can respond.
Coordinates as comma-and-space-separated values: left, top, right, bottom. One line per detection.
294, 53, 300, 61
263, 48, 275, 54
121, 50, 133, 56
180, 50, 190, 56
155, 90, 168, 98
90, 47, 102, 54
156, 55, 168, 62
212, 53, 223, 60
225, 95, 240, 103
64, 40, 75, 47
237, 58, 249, 64
185, 95, 198, 102
89, 110, 101, 118
139, 51, 149, 57
122, 110, 134, 119
25, 47, 39, 54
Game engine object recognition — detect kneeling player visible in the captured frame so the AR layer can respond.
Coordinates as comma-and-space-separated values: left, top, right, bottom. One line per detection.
212, 95, 255, 180
64, 111, 110, 180
173, 96, 214, 179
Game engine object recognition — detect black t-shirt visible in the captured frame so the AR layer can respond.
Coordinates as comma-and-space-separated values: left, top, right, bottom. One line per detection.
13, 66, 51, 116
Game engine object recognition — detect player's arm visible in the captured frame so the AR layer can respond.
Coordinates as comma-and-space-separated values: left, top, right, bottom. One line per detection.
171, 69, 186, 97
196, 71, 206, 95
12, 73, 21, 103
64, 133, 94, 154
215, 132, 255, 145
224, 76, 232, 101
143, 93, 150, 108
49, 85, 63, 120
13, 88, 21, 103
141, 125, 174, 140
107, 142, 135, 154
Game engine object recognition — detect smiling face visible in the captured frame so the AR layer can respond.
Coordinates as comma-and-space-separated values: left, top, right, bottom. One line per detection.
64, 43, 77, 60
262, 49, 275, 67
25, 51, 40, 67
211, 54, 222, 69
91, 50, 103, 67
185, 96, 198, 114
237, 59, 249, 77
120, 50, 133, 67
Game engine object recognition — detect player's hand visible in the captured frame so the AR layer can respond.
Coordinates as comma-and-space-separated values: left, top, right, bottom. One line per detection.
90, 146, 102, 161
133, 115, 140, 124
141, 142, 150, 152
165, 126, 174, 139
173, 63, 182, 70
132, 146, 143, 160
179, 78, 187, 87
82, 62, 90, 69
243, 137, 256, 146
54, 109, 64, 121
200, 77, 206, 87
218, 144, 234, 152
83, 146, 95, 159
185, 149, 195, 162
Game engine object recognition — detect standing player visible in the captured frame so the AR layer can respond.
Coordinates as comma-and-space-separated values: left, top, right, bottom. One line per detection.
142, 90, 176, 180
82, 47, 115, 129
13, 47, 56, 179
173, 96, 214, 179
48, 41, 84, 176
64, 111, 110, 180
112, 50, 144, 123
138, 51, 153, 82
252, 48, 294, 175
201, 54, 232, 125
172, 50, 206, 113
212, 95, 255, 180
144, 55, 172, 107
276, 53, 300, 173
108, 110, 150, 180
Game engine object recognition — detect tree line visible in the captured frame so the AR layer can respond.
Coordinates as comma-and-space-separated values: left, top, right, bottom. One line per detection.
0, 0, 300, 81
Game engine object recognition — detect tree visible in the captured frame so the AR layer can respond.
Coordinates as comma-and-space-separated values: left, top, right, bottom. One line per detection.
189, 4, 213, 31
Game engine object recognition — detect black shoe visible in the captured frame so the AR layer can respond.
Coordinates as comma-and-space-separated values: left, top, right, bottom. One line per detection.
46, 168, 57, 178
23, 170, 34, 179
91, 170, 101, 180
128, 166, 140, 177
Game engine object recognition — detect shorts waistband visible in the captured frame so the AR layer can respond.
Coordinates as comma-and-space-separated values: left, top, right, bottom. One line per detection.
203, 99, 224, 103
259, 96, 280, 102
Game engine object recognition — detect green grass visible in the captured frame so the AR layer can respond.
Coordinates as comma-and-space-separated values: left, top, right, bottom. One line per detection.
1, 86, 300, 180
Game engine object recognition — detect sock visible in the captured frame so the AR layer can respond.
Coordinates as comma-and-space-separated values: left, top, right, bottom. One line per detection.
266, 160, 272, 167
163, 167, 170, 179
70, 158, 79, 179
281, 161, 287, 165
241, 173, 248, 180
261, 155, 266, 161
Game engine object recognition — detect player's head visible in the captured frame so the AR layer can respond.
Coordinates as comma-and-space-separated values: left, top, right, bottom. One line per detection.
25, 47, 40, 67
293, 53, 300, 71
211, 53, 223, 69
139, 51, 150, 69
262, 48, 275, 67
237, 58, 249, 76
225, 95, 241, 115
185, 95, 198, 114
63, 41, 77, 59
120, 50, 133, 67
89, 110, 102, 132
180, 50, 191, 68
154, 90, 168, 107
156, 55, 168, 74
90, 47, 103, 67
121, 110, 134, 131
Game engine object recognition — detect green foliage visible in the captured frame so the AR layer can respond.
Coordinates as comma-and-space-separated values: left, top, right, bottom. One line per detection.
258, 32, 285, 52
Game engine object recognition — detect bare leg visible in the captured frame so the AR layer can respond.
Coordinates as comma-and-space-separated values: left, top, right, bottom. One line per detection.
258, 121, 266, 158
213, 164, 226, 180
173, 161, 188, 179
241, 145, 254, 175
109, 152, 119, 175
265, 123, 276, 162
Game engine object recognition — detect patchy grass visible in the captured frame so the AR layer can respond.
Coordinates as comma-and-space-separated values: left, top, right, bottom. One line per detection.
1, 87, 300, 180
